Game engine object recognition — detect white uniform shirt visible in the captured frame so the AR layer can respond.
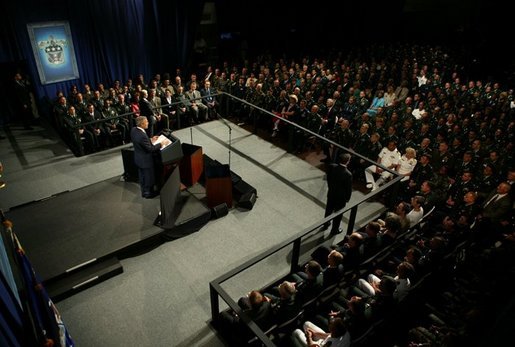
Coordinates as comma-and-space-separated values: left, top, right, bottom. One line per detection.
378, 147, 401, 169
397, 155, 417, 176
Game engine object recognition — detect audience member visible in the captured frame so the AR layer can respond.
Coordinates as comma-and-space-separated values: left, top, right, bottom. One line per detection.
291, 317, 350, 347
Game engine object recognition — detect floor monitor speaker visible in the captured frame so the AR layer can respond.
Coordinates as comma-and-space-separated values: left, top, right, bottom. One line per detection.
211, 203, 229, 219
121, 147, 138, 182
238, 191, 257, 210
233, 180, 257, 199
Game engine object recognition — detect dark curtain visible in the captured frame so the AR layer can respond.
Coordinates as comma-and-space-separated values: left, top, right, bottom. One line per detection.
0, 0, 204, 114
69, 0, 151, 86
148, 0, 204, 77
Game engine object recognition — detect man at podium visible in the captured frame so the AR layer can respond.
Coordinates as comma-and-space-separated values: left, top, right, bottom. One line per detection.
131, 116, 169, 198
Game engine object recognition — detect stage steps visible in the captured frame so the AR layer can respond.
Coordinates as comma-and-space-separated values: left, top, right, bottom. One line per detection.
44, 257, 123, 302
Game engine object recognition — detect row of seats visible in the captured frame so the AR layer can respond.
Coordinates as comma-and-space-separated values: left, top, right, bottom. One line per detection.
215, 207, 443, 346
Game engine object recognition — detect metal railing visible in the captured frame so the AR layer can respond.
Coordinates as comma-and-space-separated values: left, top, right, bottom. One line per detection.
64, 93, 221, 155
209, 92, 403, 346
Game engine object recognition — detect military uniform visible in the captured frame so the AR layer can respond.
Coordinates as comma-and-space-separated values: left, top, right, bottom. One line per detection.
448, 179, 476, 205
172, 92, 192, 128
365, 140, 382, 161
432, 150, 455, 173
398, 137, 417, 154
417, 146, 433, 159
306, 111, 323, 135
334, 127, 355, 149
83, 109, 107, 149
249, 88, 267, 126
355, 96, 368, 115
353, 132, 371, 156
53, 103, 68, 132
114, 101, 132, 129
454, 159, 477, 180
103, 105, 126, 145
421, 189, 441, 211
63, 112, 96, 154
454, 202, 481, 223
90, 97, 104, 112
374, 126, 387, 142
476, 174, 499, 200
411, 163, 434, 188
74, 101, 88, 119
231, 81, 247, 120
383, 133, 399, 146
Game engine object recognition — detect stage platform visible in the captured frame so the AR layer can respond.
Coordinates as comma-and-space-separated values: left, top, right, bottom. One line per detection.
2, 119, 386, 346
7, 175, 211, 300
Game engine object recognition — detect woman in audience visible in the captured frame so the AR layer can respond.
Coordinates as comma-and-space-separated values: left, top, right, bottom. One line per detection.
366, 90, 385, 117
291, 317, 350, 347
323, 250, 344, 288
264, 281, 301, 324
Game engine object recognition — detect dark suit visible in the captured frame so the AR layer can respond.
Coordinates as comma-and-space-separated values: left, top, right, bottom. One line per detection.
160, 96, 175, 117
324, 163, 353, 234
14, 78, 33, 128
236, 298, 273, 330
295, 274, 323, 304
173, 93, 192, 128
130, 127, 160, 197
482, 193, 512, 223
201, 87, 217, 119
139, 98, 155, 136
219, 300, 273, 344
322, 265, 344, 288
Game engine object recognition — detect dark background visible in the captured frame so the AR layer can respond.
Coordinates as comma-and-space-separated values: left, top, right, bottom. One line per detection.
0, 0, 513, 120
214, 0, 512, 77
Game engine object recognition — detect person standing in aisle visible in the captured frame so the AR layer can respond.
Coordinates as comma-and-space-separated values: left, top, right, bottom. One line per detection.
322, 153, 353, 235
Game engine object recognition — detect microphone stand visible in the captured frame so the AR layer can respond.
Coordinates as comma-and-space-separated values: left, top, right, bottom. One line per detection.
190, 127, 193, 144
216, 112, 232, 167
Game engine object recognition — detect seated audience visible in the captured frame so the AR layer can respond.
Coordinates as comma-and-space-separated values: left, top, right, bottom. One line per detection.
291, 260, 324, 304
407, 195, 425, 227
291, 317, 350, 347
323, 250, 345, 288
357, 261, 415, 302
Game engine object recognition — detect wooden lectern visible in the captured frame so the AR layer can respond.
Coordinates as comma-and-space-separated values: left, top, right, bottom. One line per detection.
179, 143, 204, 187
205, 163, 233, 208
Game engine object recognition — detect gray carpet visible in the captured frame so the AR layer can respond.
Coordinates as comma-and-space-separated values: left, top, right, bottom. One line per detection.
0, 119, 385, 346
8, 177, 162, 280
